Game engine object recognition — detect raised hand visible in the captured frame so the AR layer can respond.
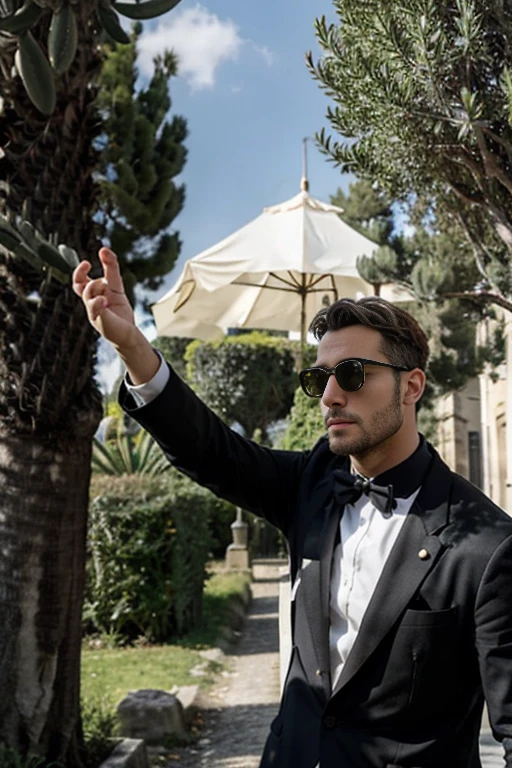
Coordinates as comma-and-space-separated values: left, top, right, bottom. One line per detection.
72, 247, 136, 348
73, 247, 159, 385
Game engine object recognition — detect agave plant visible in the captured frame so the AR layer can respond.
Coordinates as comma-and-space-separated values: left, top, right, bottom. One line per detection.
92, 427, 170, 477
0, 0, 183, 764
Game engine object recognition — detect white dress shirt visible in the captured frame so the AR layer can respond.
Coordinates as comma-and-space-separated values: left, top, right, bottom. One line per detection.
125, 356, 420, 692
329, 489, 419, 690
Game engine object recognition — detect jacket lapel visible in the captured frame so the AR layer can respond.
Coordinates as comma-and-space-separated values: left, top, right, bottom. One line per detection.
293, 498, 340, 699
332, 451, 453, 696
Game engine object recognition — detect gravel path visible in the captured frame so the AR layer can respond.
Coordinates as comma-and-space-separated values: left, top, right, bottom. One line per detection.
159, 561, 282, 768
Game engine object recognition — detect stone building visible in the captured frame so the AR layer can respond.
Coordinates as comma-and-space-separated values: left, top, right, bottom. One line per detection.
435, 310, 512, 513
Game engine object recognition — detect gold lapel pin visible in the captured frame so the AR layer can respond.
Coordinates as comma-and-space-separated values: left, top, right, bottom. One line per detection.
418, 548, 430, 560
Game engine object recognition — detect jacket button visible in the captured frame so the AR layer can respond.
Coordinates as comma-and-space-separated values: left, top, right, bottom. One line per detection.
323, 715, 337, 729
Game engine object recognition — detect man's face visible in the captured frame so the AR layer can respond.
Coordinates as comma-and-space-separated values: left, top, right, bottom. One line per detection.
316, 325, 405, 459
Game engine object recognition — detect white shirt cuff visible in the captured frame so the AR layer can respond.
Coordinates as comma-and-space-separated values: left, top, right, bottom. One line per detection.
124, 350, 170, 407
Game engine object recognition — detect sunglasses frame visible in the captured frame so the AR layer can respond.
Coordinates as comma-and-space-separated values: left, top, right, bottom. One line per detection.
299, 358, 412, 398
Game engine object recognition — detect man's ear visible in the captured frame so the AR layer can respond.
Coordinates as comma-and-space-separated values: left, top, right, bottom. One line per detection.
403, 369, 426, 406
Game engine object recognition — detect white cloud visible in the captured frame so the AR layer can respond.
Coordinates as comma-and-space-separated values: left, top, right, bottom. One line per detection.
251, 43, 275, 67
137, 5, 274, 91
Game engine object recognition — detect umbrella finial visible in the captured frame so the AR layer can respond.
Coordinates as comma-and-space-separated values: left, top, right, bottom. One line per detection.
301, 137, 310, 192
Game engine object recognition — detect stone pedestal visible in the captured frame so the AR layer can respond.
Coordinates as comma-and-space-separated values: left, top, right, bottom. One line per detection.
225, 544, 251, 569
225, 507, 251, 569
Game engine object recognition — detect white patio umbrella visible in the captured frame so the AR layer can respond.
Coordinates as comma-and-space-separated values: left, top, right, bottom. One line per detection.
152, 184, 407, 349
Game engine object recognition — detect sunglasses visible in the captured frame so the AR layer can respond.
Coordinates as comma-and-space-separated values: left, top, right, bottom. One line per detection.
299, 358, 412, 398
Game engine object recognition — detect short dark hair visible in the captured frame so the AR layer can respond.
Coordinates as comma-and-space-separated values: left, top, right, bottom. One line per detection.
309, 296, 429, 371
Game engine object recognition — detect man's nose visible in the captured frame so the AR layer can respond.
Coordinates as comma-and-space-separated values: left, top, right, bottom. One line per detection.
321, 373, 348, 408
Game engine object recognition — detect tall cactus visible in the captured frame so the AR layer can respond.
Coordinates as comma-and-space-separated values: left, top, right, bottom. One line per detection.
0, 0, 183, 764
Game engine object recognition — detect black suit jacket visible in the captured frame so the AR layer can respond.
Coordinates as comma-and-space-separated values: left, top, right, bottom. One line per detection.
120, 365, 512, 768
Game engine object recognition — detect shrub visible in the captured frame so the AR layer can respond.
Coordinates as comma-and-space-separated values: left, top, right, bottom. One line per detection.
278, 386, 325, 451
152, 336, 193, 381
207, 496, 238, 559
185, 332, 298, 442
85, 472, 234, 642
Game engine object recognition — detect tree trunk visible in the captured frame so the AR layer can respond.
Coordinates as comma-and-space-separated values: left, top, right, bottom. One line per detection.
0, 433, 94, 764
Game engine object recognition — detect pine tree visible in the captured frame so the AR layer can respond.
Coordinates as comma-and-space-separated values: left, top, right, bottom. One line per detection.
96, 23, 187, 308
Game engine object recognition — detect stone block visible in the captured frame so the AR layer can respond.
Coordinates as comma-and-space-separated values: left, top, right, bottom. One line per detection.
98, 738, 148, 768
117, 689, 186, 745
175, 684, 201, 726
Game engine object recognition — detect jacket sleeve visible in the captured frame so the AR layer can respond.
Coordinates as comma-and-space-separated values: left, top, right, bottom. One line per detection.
119, 362, 309, 534
475, 533, 512, 764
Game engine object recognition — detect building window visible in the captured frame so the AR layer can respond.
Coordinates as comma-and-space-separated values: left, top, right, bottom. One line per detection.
468, 431, 482, 489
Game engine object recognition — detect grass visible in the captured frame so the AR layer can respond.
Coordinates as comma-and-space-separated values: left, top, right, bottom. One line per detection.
81, 644, 206, 710
81, 568, 252, 716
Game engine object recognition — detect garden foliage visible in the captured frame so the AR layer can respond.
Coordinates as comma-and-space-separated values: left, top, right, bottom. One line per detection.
152, 335, 193, 381
85, 472, 235, 643
185, 332, 298, 443
279, 387, 325, 452
92, 428, 169, 476
309, 0, 512, 312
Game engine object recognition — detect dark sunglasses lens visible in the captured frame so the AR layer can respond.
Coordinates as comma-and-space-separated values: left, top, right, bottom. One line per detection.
302, 369, 328, 397
335, 360, 364, 391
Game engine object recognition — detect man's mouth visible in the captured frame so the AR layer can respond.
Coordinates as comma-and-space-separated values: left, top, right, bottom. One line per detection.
326, 419, 354, 430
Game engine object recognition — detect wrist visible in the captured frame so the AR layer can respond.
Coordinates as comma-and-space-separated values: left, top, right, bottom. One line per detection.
115, 329, 160, 386
113, 325, 147, 356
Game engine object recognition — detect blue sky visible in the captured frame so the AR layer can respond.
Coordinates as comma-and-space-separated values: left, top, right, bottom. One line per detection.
98, 0, 350, 388
136, 0, 348, 291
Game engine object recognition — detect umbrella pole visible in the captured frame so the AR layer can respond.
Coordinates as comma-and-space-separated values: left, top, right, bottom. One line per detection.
299, 287, 307, 370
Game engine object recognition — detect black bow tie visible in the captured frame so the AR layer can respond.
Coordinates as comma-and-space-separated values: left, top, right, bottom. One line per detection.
333, 469, 395, 518
331, 437, 434, 518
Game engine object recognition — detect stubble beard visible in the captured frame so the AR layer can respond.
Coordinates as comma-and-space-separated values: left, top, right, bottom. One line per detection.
327, 379, 403, 459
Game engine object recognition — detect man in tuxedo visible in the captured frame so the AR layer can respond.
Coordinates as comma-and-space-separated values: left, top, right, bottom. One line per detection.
74, 248, 512, 768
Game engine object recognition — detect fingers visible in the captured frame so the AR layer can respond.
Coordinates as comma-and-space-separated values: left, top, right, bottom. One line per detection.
72, 260, 92, 297
88, 295, 109, 322
82, 277, 109, 303
73, 249, 130, 334
99, 247, 125, 294
73, 249, 124, 299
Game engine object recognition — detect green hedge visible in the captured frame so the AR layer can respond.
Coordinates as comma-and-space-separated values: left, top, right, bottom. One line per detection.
278, 386, 325, 451
85, 472, 236, 643
185, 332, 298, 442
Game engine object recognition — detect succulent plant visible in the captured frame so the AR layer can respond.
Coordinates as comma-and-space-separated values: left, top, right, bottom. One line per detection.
0, 0, 183, 114
0, 212, 78, 282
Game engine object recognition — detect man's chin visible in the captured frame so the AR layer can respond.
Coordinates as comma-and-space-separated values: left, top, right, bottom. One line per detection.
328, 434, 351, 456
328, 430, 371, 458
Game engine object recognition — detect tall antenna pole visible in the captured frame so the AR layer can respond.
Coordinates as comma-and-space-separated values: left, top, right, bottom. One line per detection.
301, 137, 309, 192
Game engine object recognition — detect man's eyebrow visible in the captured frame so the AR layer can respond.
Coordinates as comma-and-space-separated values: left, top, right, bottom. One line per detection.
310, 359, 339, 369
